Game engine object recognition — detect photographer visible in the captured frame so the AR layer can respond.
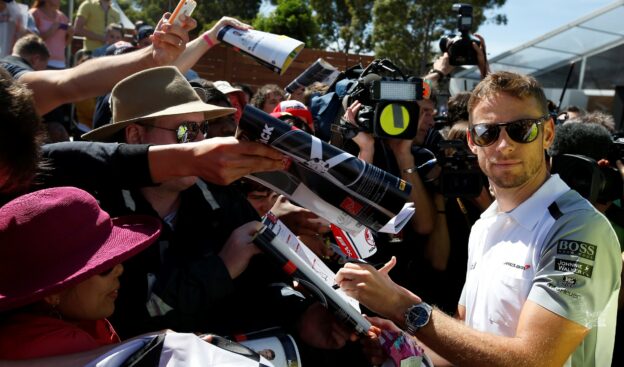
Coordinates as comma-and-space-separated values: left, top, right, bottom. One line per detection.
431, 3, 489, 86
339, 93, 439, 300
423, 33, 490, 125
425, 33, 489, 85
341, 98, 436, 236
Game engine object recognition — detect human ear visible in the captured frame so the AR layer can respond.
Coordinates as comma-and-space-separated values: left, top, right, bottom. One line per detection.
466, 127, 479, 154
542, 117, 555, 149
125, 124, 144, 144
43, 294, 61, 306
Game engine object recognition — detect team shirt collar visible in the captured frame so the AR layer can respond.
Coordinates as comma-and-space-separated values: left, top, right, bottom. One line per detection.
481, 174, 571, 230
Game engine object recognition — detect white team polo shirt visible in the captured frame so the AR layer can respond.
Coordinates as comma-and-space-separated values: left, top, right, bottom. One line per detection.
459, 174, 621, 366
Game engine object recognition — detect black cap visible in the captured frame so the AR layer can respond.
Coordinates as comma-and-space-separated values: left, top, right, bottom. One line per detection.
136, 25, 154, 42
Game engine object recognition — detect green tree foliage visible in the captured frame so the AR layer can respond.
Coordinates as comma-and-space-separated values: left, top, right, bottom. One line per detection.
131, 0, 262, 33
62, 0, 262, 34
373, 0, 507, 75
309, 0, 372, 54
254, 0, 322, 48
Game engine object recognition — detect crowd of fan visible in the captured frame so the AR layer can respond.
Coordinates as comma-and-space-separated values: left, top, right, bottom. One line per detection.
1, 4, 624, 367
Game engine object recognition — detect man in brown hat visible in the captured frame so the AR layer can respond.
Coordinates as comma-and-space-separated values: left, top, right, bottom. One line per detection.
81, 66, 263, 286
81, 66, 353, 351
0, 15, 285, 203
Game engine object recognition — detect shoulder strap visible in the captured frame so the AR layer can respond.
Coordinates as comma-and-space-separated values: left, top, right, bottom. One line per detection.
122, 189, 136, 212
195, 180, 220, 210
547, 201, 563, 220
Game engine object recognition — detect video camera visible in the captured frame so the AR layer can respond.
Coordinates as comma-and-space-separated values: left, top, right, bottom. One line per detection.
336, 59, 423, 140
439, 3, 481, 66
551, 138, 624, 205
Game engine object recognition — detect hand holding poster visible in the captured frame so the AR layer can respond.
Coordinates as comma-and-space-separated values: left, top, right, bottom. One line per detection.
217, 26, 304, 75
237, 105, 415, 234
257, 214, 371, 335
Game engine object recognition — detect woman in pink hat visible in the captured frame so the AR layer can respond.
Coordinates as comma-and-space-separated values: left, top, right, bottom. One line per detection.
0, 187, 161, 360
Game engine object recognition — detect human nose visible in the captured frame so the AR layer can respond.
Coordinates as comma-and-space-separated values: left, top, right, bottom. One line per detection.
261, 193, 279, 214
494, 127, 515, 152
112, 263, 124, 277
194, 128, 206, 142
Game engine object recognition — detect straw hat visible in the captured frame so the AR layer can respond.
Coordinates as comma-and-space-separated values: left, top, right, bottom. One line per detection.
0, 187, 162, 311
82, 66, 236, 141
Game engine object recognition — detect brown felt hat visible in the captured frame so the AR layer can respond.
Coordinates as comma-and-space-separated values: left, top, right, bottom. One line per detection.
82, 66, 236, 141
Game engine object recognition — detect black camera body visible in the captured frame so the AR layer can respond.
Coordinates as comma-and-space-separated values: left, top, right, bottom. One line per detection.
343, 59, 423, 140
439, 3, 481, 66
436, 139, 483, 198
608, 138, 624, 164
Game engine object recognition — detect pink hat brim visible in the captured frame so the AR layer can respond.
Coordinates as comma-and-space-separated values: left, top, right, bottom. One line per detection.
0, 215, 161, 312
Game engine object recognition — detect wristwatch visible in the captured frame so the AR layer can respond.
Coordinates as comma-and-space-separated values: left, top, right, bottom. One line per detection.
405, 302, 433, 335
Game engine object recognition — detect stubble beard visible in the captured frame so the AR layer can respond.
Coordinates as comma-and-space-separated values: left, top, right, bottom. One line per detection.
486, 154, 544, 189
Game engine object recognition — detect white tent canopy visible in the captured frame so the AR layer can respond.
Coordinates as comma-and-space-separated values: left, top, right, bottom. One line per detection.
455, 0, 624, 89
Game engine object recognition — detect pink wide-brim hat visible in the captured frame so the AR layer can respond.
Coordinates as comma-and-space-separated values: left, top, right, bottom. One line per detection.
0, 187, 161, 312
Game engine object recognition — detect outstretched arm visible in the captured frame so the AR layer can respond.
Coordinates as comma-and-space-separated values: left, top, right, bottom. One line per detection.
174, 16, 250, 73
20, 13, 196, 115
336, 261, 588, 367
40, 138, 285, 191
148, 137, 285, 185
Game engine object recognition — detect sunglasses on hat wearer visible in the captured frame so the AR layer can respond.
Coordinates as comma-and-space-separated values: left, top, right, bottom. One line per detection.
138, 120, 210, 144
468, 115, 550, 147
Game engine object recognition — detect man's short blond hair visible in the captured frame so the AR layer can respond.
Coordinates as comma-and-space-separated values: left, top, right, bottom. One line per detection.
468, 71, 548, 121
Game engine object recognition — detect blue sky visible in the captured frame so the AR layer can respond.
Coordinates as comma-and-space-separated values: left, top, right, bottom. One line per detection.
478, 0, 614, 57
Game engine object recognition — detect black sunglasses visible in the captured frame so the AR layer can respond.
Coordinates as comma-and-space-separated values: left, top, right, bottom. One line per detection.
469, 115, 549, 147
140, 120, 209, 144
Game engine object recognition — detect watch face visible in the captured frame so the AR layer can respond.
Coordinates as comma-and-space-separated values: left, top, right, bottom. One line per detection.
407, 304, 431, 328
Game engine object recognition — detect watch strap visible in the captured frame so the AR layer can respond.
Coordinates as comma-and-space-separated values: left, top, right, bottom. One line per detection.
405, 302, 433, 335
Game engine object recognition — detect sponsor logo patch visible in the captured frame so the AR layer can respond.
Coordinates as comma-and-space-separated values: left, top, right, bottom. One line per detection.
547, 282, 581, 299
559, 275, 577, 288
554, 258, 593, 278
556, 239, 597, 261
503, 262, 531, 270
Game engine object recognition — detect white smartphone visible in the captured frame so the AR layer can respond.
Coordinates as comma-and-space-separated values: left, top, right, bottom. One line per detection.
169, 0, 196, 26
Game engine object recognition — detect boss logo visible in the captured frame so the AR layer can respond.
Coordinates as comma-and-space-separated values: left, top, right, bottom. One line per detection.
259, 124, 274, 144
557, 240, 597, 261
